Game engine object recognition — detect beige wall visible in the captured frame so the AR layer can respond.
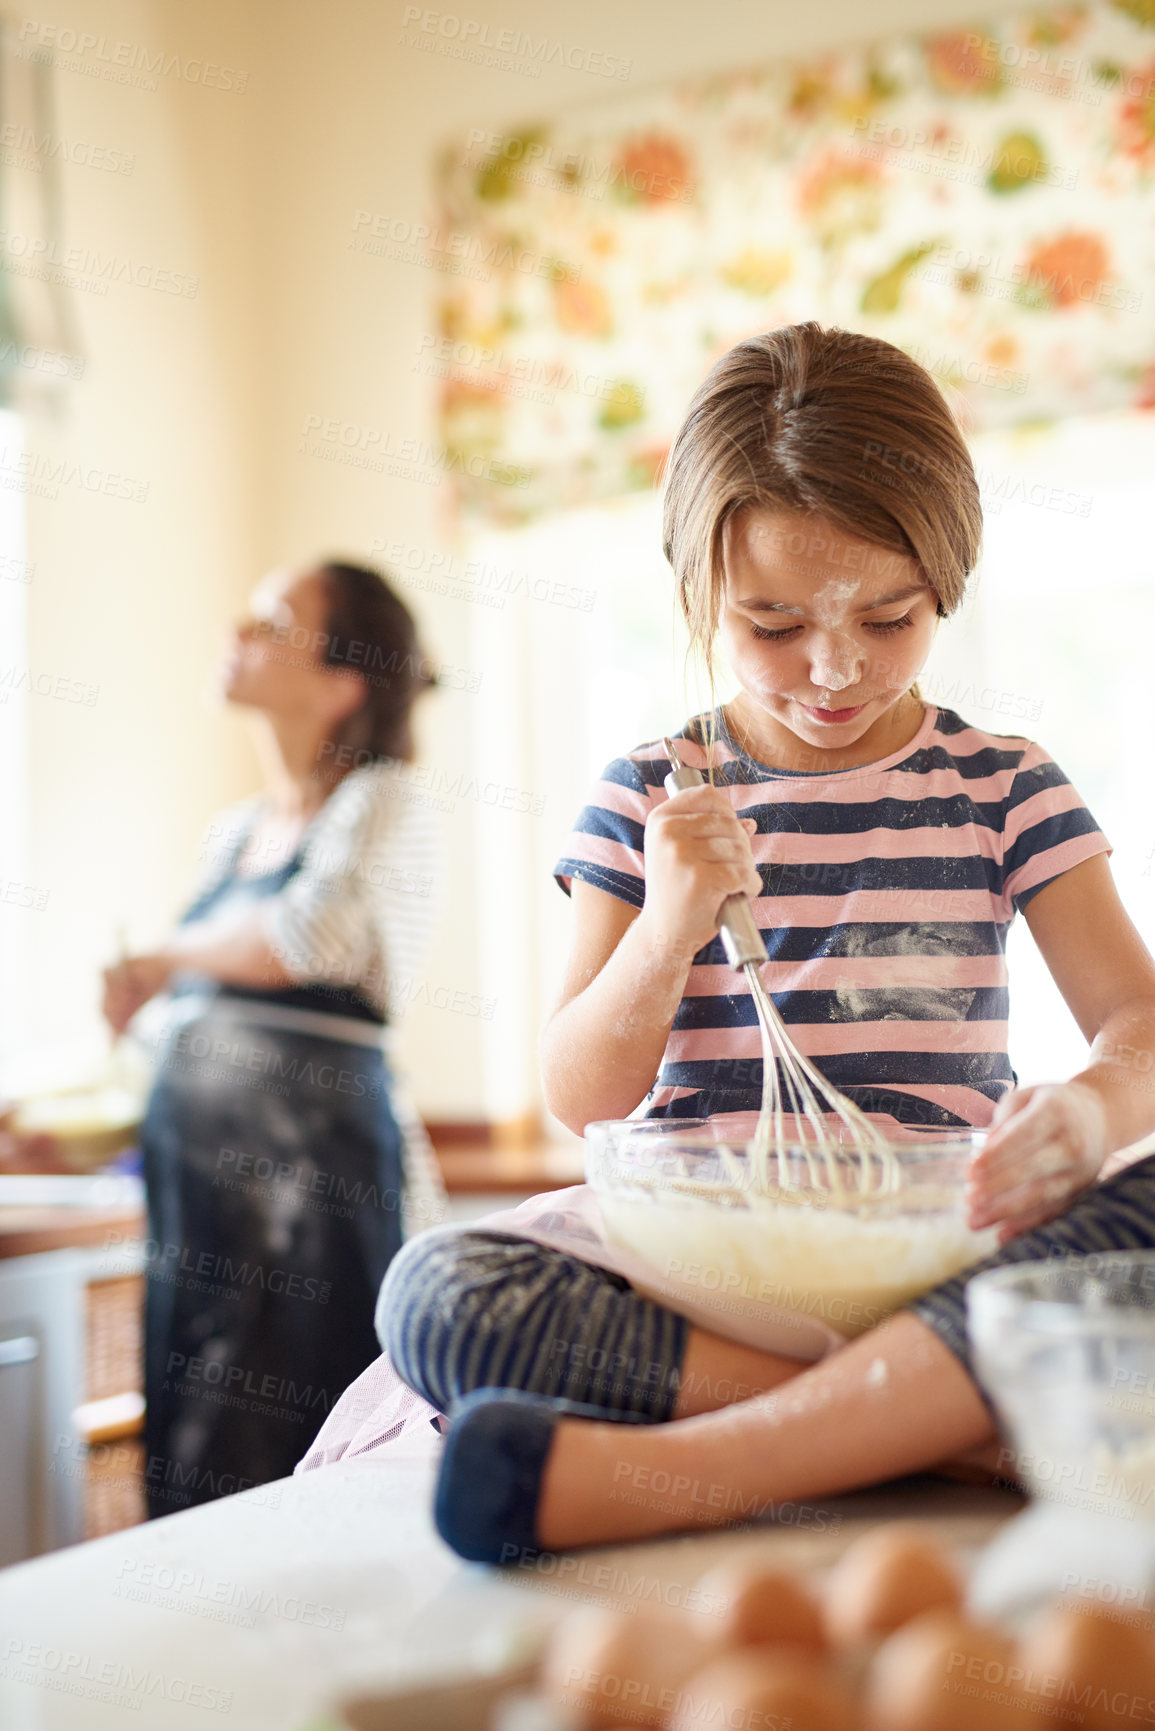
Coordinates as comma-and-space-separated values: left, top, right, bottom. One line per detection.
17, 0, 260, 1087
17, 0, 989, 1111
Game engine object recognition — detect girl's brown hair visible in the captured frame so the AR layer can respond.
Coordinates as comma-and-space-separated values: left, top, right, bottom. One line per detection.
662, 322, 983, 692
316, 560, 435, 765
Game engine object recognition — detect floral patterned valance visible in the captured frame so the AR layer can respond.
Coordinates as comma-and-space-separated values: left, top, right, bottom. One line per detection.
432, 1, 1155, 524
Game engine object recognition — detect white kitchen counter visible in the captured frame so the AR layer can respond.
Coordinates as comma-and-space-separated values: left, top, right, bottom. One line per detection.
0, 1426, 1025, 1731
1, 1436, 509, 1730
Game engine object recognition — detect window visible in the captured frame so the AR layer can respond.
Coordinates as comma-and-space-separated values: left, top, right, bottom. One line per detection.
0, 408, 29, 1094
927, 409, 1155, 1083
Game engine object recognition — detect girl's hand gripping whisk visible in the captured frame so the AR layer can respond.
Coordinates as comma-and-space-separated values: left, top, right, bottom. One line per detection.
660, 737, 767, 968
638, 736, 763, 963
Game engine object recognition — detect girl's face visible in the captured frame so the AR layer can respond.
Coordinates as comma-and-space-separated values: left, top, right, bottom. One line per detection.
221, 570, 362, 731
719, 508, 940, 761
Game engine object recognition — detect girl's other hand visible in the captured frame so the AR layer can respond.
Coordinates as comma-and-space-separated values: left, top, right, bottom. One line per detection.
101, 953, 173, 1034
639, 783, 763, 958
965, 1081, 1107, 1243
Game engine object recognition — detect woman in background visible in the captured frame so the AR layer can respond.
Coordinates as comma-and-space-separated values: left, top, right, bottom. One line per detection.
103, 559, 443, 1515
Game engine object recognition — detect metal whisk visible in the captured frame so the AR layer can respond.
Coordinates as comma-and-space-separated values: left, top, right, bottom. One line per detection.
662, 737, 897, 1196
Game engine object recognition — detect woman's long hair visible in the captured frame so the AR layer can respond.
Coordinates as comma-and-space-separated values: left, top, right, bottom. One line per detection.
316, 560, 435, 764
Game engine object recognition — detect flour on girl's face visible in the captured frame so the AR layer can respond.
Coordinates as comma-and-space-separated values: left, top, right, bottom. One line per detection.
810, 576, 864, 629
809, 579, 864, 692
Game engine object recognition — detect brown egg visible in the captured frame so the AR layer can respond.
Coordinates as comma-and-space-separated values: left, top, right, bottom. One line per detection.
694, 1558, 828, 1654
864, 1608, 1031, 1731
539, 1603, 718, 1727
1016, 1602, 1155, 1731
824, 1523, 963, 1647
668, 1650, 857, 1731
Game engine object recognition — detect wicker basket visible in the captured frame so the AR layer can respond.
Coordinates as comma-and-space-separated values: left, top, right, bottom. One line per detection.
85, 1436, 146, 1539
81, 1275, 145, 1537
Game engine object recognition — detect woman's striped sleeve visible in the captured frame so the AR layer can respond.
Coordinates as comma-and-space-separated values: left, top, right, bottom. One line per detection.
261, 764, 442, 1007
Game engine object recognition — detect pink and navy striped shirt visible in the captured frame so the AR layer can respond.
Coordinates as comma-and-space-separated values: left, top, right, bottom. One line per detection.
554, 705, 1110, 1130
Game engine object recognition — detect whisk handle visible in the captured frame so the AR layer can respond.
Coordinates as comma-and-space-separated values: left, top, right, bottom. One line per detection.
718, 895, 769, 968
663, 762, 769, 967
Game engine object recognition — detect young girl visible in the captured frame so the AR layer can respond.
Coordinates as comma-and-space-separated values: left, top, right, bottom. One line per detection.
310, 326, 1155, 1560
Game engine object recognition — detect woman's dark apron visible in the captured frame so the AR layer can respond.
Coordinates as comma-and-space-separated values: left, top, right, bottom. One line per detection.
139, 836, 405, 1515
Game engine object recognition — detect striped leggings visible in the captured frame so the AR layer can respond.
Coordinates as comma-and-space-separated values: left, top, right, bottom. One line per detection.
379, 1155, 1155, 1421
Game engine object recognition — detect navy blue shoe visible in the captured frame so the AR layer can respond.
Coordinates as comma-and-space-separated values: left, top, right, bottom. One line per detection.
433, 1388, 651, 1565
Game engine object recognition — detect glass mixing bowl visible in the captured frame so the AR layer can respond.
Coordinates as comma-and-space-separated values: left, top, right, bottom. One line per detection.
585, 1114, 997, 1340
968, 1254, 1155, 1522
